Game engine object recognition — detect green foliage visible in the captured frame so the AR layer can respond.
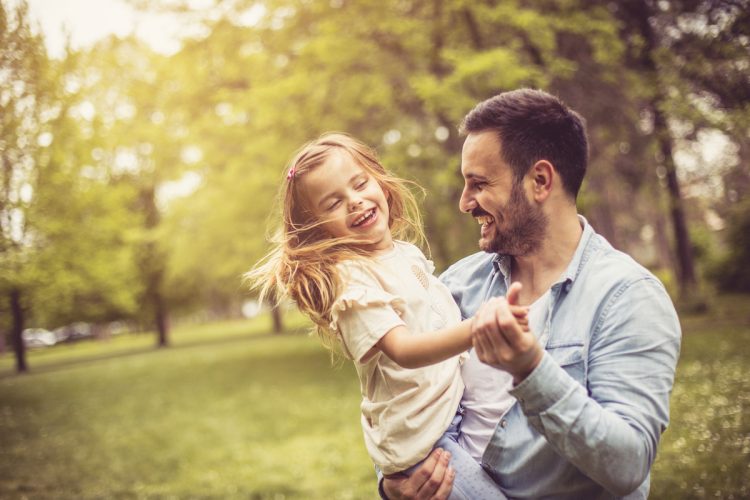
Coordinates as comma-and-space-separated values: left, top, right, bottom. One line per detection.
0, 0, 51, 296
145, 0, 643, 286
711, 200, 750, 293
0, 1, 141, 337
3, 0, 747, 333
652, 267, 678, 300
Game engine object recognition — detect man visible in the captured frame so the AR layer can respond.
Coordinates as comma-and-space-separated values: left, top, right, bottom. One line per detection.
382, 89, 681, 499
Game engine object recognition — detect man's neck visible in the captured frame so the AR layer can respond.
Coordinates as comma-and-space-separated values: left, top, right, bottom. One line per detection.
510, 212, 583, 305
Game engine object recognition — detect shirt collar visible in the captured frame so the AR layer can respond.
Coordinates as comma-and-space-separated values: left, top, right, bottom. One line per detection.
560, 215, 596, 288
492, 253, 510, 275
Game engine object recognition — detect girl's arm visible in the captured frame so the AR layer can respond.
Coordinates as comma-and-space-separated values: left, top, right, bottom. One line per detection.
377, 306, 528, 369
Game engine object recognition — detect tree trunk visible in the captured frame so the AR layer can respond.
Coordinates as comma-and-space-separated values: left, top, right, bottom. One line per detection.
653, 105, 697, 295
625, 0, 700, 303
10, 288, 27, 373
651, 184, 677, 271
155, 292, 169, 347
140, 185, 170, 347
270, 294, 283, 334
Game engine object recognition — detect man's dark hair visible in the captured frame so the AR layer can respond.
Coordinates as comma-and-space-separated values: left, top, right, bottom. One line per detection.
460, 88, 589, 199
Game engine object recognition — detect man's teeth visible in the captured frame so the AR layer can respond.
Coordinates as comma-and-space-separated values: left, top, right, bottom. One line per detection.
354, 209, 375, 226
476, 215, 494, 225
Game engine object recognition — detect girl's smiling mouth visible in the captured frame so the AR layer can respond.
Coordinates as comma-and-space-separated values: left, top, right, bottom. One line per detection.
352, 208, 377, 228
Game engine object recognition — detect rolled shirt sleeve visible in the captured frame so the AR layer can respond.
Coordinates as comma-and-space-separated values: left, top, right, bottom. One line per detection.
509, 277, 681, 496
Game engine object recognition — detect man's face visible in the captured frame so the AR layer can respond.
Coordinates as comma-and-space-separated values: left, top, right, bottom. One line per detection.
459, 131, 548, 255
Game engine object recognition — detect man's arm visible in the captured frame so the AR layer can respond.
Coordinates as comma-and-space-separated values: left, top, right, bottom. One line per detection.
474, 278, 681, 496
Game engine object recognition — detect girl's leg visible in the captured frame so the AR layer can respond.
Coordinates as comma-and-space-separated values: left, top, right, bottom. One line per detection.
398, 411, 507, 500
435, 432, 507, 500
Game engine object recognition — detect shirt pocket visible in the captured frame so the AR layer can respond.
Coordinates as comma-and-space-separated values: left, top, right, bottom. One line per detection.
546, 341, 586, 384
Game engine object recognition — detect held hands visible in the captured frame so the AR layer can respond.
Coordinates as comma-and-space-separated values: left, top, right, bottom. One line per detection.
472, 282, 544, 384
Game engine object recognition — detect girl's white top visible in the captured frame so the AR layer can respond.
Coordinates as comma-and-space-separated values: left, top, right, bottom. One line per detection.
330, 241, 465, 475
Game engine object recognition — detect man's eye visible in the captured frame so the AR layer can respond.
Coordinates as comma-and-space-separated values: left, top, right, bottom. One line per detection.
473, 182, 485, 191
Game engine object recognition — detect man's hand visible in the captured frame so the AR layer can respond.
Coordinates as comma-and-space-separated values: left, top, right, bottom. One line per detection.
382, 449, 455, 500
472, 282, 543, 384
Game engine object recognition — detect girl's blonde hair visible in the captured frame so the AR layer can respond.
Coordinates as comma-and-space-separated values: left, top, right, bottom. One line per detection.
245, 132, 425, 351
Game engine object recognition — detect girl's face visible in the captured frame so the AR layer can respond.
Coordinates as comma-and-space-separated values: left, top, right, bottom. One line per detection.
300, 149, 393, 255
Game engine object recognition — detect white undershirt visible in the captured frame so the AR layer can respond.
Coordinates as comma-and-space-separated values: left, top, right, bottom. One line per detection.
458, 289, 552, 461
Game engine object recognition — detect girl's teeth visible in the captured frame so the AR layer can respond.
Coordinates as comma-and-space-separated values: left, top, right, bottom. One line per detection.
355, 209, 374, 226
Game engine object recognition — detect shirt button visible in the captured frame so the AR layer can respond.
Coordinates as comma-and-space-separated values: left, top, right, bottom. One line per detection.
500, 419, 508, 429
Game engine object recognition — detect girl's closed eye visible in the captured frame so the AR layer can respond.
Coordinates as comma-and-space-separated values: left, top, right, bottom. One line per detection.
328, 199, 342, 211
355, 178, 368, 190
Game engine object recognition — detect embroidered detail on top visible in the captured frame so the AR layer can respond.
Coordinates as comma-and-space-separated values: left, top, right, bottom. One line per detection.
411, 264, 429, 289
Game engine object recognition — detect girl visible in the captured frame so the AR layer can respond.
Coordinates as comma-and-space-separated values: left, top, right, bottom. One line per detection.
246, 133, 522, 499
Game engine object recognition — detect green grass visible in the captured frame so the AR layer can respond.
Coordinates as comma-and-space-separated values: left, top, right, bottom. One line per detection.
650, 294, 750, 499
0, 312, 373, 499
0, 296, 748, 499
0, 314, 302, 377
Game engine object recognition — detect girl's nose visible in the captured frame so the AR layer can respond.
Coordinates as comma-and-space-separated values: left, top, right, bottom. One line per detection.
349, 198, 364, 211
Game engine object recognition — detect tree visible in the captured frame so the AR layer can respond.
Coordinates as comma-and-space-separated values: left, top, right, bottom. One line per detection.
76, 36, 196, 346
0, 0, 46, 372
1, 1, 141, 372
612, 0, 749, 304
612, 0, 698, 304
128, 0, 748, 323
128, 0, 657, 322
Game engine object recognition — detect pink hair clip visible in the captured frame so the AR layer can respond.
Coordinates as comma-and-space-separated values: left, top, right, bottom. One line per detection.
286, 167, 296, 180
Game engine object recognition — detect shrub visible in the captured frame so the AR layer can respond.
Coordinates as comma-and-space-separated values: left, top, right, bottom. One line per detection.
711, 199, 750, 292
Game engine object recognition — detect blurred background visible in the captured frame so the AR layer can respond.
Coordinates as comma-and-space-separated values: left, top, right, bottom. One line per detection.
0, 0, 748, 498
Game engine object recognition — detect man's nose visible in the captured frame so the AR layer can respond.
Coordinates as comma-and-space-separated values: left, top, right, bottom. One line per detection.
459, 187, 475, 213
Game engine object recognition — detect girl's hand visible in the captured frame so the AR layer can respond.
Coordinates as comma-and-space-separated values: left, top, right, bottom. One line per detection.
509, 304, 530, 331
472, 285, 530, 333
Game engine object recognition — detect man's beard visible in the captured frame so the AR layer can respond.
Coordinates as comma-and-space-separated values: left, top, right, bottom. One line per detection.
478, 183, 548, 256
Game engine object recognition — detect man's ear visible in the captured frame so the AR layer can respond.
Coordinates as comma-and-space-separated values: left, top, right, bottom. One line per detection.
529, 160, 554, 202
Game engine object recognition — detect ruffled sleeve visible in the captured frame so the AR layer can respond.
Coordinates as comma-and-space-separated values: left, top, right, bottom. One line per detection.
330, 262, 407, 363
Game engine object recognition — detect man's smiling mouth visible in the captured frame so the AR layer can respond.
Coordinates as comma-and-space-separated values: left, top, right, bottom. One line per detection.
476, 215, 494, 226
472, 209, 495, 237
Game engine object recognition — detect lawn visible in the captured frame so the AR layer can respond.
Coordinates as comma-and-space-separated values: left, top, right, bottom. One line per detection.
1, 296, 748, 499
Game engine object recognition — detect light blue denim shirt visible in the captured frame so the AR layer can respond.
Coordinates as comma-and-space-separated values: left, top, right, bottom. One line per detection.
440, 216, 681, 499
